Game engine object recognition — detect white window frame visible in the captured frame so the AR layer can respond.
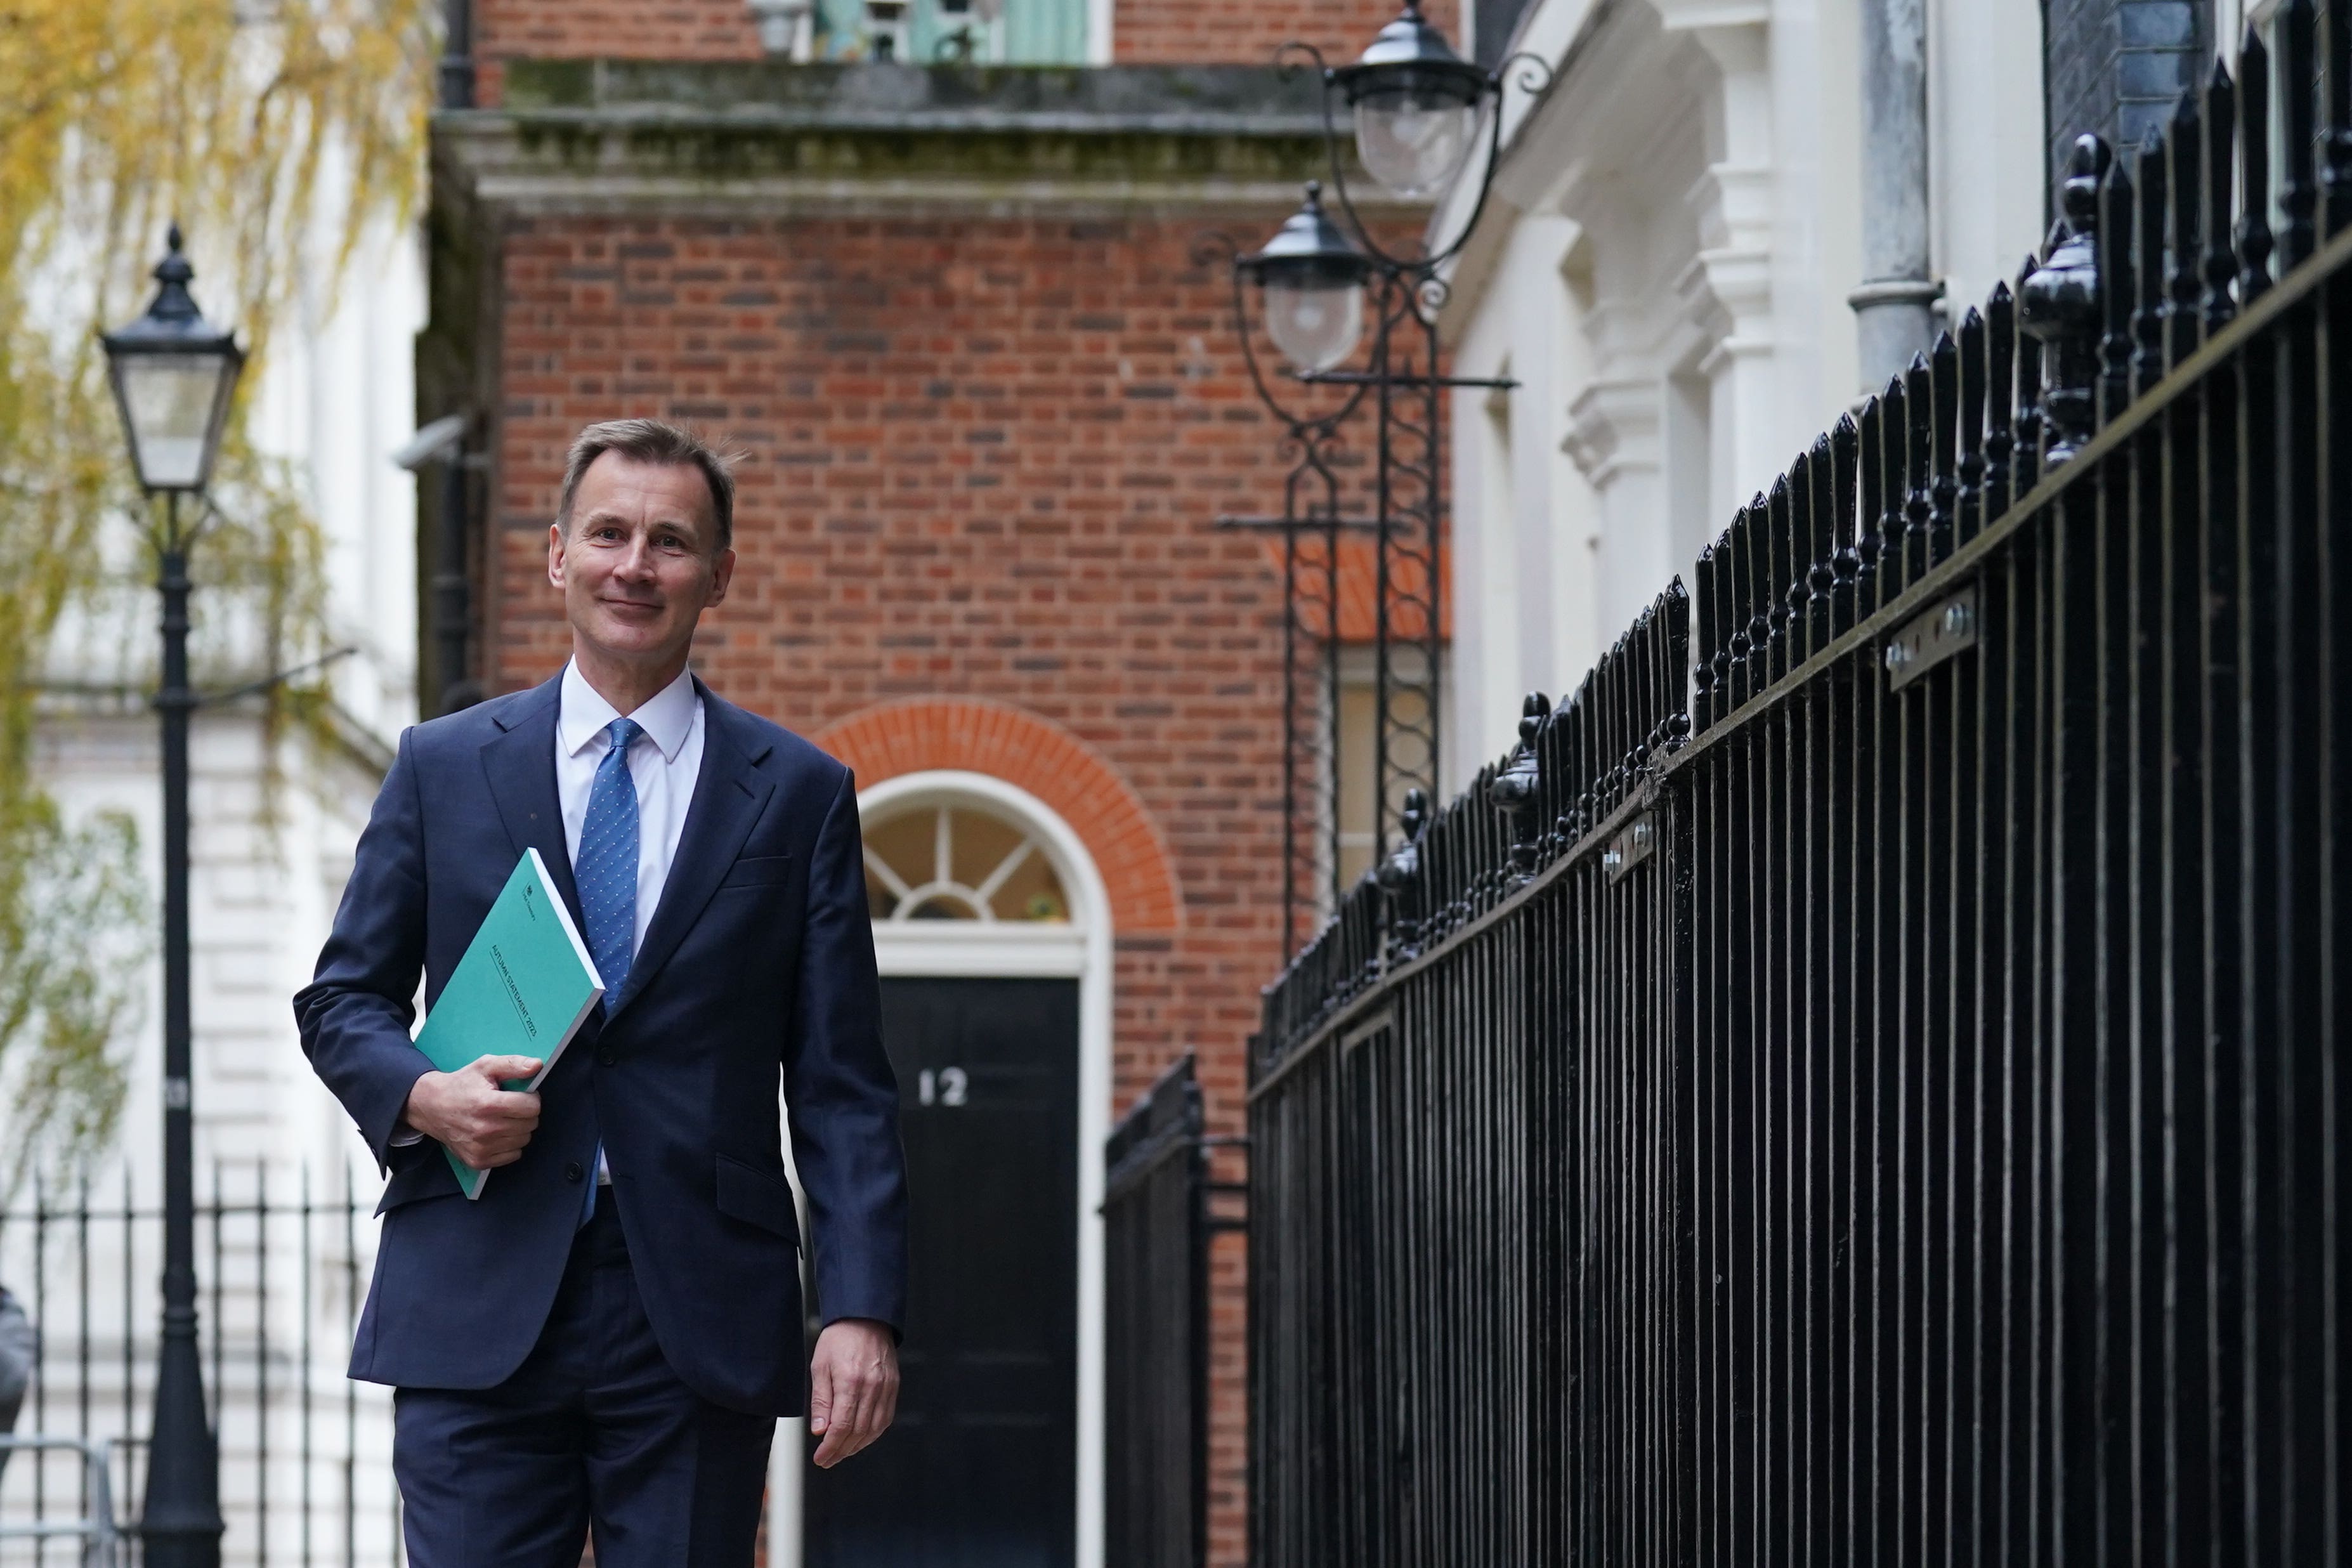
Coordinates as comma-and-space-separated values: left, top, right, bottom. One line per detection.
768, 769, 1112, 1568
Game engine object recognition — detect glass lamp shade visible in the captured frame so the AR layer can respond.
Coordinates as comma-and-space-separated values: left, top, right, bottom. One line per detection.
1352, 86, 1479, 200
1238, 183, 1373, 375
1333, 5, 1491, 199
100, 226, 244, 493
1263, 278, 1366, 375
109, 352, 241, 492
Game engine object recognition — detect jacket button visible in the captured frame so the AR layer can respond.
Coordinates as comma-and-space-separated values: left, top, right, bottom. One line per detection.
565, 1161, 583, 1183
598, 1051, 615, 1066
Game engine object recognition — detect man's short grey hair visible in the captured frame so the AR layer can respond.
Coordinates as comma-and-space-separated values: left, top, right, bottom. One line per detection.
556, 419, 738, 553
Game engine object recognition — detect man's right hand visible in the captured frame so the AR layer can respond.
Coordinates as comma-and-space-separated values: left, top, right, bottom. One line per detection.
402, 1056, 544, 1170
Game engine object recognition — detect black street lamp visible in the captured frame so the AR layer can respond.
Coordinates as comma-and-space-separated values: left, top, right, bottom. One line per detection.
1237, 183, 1373, 376
100, 223, 242, 1568
1330, 3, 1490, 200
1213, 5, 1547, 962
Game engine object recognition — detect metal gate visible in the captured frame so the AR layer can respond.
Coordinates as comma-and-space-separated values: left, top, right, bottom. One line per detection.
1103, 1059, 1211, 1568
0, 1163, 399, 1566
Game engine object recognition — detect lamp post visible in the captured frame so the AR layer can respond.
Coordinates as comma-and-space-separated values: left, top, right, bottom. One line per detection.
1213, 4, 1546, 960
100, 224, 244, 1568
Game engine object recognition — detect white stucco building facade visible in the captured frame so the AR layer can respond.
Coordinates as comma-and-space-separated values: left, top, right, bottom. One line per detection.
1439, 0, 2049, 782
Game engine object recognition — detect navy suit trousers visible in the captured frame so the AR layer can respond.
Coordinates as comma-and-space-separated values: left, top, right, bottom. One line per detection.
391, 1205, 774, 1567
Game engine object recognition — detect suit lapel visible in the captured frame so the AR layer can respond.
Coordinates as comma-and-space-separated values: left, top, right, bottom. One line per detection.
608, 683, 774, 1021
477, 677, 589, 937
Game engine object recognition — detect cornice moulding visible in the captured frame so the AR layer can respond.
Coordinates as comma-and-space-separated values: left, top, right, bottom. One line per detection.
499, 59, 1330, 134
434, 131, 1421, 219
433, 62, 1436, 217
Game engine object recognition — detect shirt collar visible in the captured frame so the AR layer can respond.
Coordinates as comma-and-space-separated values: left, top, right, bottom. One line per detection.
558, 659, 699, 764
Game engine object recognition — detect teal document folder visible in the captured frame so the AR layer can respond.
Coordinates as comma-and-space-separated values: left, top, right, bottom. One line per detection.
411, 848, 604, 1199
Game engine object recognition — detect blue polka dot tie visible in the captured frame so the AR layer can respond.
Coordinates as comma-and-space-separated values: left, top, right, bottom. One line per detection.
577, 716, 643, 1224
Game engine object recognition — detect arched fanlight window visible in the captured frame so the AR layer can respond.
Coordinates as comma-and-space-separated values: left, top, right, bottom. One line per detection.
863, 801, 1071, 923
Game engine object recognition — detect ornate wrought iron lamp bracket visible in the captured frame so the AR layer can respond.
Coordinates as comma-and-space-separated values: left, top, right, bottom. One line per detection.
1223, 8, 1557, 961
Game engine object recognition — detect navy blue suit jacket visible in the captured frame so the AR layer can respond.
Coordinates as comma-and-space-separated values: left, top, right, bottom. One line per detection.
293, 674, 908, 1417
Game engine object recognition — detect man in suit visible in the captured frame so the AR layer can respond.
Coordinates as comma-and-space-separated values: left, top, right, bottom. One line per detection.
294, 418, 906, 1567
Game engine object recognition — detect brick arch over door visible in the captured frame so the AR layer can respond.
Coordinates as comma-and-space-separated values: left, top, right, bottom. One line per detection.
812, 698, 1183, 936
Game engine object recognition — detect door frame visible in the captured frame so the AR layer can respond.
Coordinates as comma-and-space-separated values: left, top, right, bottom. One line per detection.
769, 769, 1112, 1568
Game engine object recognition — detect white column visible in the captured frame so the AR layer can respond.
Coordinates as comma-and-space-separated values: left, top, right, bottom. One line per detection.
1658, 3, 1785, 513
1449, 373, 1524, 773
1930, 0, 2055, 314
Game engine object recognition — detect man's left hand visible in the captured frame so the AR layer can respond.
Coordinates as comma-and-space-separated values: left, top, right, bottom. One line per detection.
809, 1318, 899, 1468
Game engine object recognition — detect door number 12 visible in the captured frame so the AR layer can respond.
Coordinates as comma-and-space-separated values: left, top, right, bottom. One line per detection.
917, 1067, 969, 1107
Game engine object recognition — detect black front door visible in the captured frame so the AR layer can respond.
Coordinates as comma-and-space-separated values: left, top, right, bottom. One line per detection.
804, 974, 1080, 1567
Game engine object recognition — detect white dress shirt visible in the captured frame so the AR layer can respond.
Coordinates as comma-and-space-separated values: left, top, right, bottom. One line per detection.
559, 660, 703, 1186
555, 657, 705, 957
396, 662, 705, 1170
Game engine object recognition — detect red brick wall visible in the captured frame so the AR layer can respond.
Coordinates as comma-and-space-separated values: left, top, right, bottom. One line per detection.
1111, 0, 1459, 67
478, 0, 760, 59
466, 0, 1461, 98
489, 209, 1309, 1564
471, 0, 761, 103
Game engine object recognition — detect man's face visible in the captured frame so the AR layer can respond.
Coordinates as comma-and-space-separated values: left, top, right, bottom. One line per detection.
547, 450, 735, 671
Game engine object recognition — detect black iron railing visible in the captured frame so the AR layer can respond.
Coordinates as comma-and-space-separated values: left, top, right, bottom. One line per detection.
1103, 1059, 1210, 1568
1246, 10, 2352, 1563
0, 1163, 399, 1565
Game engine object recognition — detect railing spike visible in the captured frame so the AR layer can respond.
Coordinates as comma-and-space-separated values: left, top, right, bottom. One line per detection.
1598, 644, 1622, 809
1538, 688, 1568, 859
2099, 156, 2137, 423
2238, 25, 2275, 301
1928, 329, 1959, 566
1983, 280, 2017, 521
2325, 0, 2352, 235
1956, 308, 1987, 544
2013, 255, 2046, 492
1766, 473, 1796, 681
1855, 395, 1886, 610
1782, 454, 1813, 670
2204, 60, 2238, 331
2280, 0, 2318, 267
1725, 502, 1755, 712
1830, 413, 1862, 630
1550, 689, 1573, 842
1877, 374, 1911, 611
1903, 349, 1935, 587
1744, 492, 1772, 706
2167, 89, 2204, 368
1571, 670, 1597, 838
1806, 431, 1838, 647
1693, 541, 1718, 735
1706, 528, 1735, 733
1663, 577, 1692, 750
2133, 131, 2169, 398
